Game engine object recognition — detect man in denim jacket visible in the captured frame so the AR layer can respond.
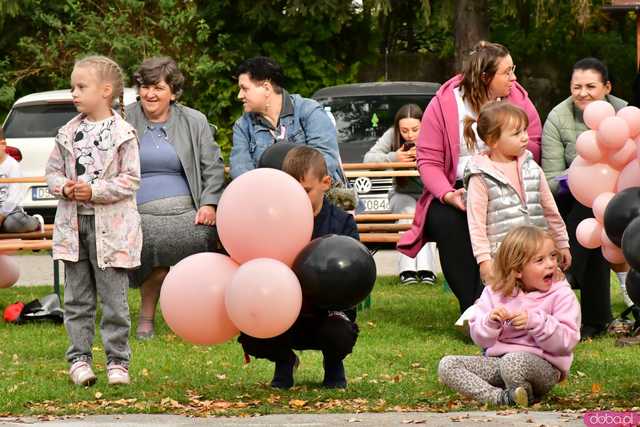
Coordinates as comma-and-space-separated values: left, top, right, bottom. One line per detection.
230, 56, 345, 186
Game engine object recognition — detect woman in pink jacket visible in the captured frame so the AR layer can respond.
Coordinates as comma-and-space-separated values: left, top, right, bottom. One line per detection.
438, 226, 580, 407
397, 41, 542, 313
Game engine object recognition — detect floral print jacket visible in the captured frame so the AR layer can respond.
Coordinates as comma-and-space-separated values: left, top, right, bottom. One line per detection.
46, 112, 142, 269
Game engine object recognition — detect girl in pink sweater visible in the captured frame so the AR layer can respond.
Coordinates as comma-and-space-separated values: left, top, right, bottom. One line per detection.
463, 101, 571, 284
438, 226, 581, 407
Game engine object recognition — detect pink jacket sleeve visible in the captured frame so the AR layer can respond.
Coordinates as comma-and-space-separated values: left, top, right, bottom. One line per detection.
538, 166, 569, 249
523, 97, 542, 164
416, 97, 456, 202
466, 175, 491, 263
526, 285, 581, 355
469, 287, 503, 348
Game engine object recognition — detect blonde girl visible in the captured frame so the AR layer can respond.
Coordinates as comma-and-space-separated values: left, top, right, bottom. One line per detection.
438, 225, 581, 406
463, 101, 571, 284
46, 55, 141, 386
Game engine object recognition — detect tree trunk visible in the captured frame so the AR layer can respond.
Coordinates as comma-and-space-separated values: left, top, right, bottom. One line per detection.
454, 0, 489, 73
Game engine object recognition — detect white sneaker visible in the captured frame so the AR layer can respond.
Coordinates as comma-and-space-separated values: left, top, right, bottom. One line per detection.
107, 364, 130, 385
69, 361, 97, 386
32, 214, 45, 233
455, 305, 477, 336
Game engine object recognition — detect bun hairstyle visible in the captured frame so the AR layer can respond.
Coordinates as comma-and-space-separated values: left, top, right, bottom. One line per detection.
74, 55, 126, 118
462, 100, 528, 152
460, 41, 511, 115
391, 103, 423, 151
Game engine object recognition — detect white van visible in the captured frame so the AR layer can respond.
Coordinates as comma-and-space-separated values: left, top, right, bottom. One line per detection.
2, 88, 138, 219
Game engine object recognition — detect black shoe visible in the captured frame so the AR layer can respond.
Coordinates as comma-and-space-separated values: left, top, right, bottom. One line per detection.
496, 386, 528, 407
322, 358, 347, 389
581, 324, 608, 341
399, 271, 419, 285
417, 270, 437, 285
270, 354, 299, 389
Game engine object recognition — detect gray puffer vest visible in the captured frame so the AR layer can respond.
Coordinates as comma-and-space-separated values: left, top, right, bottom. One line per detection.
464, 151, 548, 256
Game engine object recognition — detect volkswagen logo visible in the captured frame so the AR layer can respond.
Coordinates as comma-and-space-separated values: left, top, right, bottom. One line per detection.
354, 177, 373, 194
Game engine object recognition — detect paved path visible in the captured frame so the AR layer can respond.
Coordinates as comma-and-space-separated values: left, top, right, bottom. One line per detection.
13, 250, 443, 288
0, 410, 585, 426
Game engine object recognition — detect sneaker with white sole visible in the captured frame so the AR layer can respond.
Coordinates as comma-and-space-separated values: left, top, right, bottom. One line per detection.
32, 214, 45, 233
107, 364, 130, 385
69, 361, 97, 386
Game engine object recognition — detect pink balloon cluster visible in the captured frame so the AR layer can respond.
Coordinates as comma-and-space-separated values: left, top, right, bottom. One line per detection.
571, 101, 640, 262
160, 168, 313, 344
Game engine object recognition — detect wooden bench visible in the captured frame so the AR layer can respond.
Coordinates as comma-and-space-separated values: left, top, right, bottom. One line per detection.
343, 162, 418, 244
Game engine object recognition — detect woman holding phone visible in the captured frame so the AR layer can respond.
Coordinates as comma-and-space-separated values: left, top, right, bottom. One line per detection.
364, 104, 437, 285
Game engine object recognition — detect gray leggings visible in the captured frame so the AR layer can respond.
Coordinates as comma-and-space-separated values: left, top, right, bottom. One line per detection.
438, 352, 561, 404
0, 208, 39, 233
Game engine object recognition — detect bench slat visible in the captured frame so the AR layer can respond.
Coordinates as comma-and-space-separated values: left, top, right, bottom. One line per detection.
355, 213, 413, 222
359, 233, 400, 243
0, 239, 53, 252
342, 162, 416, 170
358, 223, 410, 232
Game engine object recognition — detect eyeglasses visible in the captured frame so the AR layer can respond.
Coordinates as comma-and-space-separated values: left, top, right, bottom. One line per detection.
500, 64, 516, 77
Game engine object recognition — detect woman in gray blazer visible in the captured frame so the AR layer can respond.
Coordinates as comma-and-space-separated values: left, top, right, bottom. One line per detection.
125, 57, 225, 340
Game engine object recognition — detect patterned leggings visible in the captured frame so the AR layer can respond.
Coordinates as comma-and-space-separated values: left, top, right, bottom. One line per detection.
438, 352, 561, 404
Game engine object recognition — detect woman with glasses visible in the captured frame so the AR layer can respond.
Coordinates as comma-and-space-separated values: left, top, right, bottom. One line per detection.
542, 57, 629, 340
398, 40, 542, 316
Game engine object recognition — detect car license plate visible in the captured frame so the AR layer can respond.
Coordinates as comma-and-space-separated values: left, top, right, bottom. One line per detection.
362, 196, 390, 212
32, 186, 55, 201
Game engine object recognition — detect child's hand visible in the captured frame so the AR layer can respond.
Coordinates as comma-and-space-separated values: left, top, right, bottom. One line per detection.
62, 180, 77, 200
73, 182, 92, 201
509, 310, 529, 330
195, 205, 216, 226
479, 260, 494, 285
489, 306, 510, 323
559, 248, 572, 271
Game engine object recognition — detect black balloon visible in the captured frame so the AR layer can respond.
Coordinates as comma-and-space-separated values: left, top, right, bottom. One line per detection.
257, 142, 298, 170
625, 269, 640, 306
292, 234, 377, 310
622, 217, 640, 271
603, 187, 640, 247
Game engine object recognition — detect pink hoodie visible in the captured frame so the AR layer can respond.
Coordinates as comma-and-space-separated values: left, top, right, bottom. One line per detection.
397, 75, 542, 257
469, 279, 581, 379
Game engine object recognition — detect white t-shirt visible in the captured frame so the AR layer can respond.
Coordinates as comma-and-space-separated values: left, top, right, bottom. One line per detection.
453, 87, 485, 180
0, 155, 27, 215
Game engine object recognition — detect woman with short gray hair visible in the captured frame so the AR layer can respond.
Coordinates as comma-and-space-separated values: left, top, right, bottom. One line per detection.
125, 56, 225, 339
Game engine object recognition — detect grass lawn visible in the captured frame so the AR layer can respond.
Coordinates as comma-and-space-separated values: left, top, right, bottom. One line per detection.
0, 275, 639, 417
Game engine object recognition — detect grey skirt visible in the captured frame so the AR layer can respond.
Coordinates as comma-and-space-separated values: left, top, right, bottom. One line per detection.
129, 196, 219, 287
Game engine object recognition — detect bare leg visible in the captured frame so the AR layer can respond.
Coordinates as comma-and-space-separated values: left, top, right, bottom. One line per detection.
136, 267, 169, 339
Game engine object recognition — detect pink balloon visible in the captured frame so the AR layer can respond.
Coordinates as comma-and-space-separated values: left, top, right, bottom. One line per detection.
601, 228, 616, 248
160, 253, 240, 345
584, 100, 616, 130
217, 168, 313, 266
225, 258, 302, 339
616, 160, 640, 192
608, 138, 637, 170
592, 192, 615, 223
597, 116, 630, 150
575, 130, 603, 162
602, 243, 626, 264
0, 255, 19, 288
568, 156, 619, 207
576, 218, 603, 249
617, 106, 640, 138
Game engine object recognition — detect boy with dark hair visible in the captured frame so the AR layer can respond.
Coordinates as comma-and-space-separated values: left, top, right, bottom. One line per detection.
238, 145, 359, 389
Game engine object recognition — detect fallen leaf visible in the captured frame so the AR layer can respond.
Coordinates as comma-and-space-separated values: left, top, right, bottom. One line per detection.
216, 374, 226, 380
94, 392, 103, 399
410, 363, 421, 368
591, 383, 602, 394
575, 371, 586, 378
289, 399, 308, 408
141, 368, 149, 377
347, 418, 360, 423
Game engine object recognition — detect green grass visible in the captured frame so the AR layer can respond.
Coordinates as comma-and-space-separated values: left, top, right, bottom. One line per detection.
0, 276, 639, 416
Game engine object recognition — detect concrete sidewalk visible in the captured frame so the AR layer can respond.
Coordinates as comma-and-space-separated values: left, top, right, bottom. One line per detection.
0, 410, 585, 426
12, 250, 443, 288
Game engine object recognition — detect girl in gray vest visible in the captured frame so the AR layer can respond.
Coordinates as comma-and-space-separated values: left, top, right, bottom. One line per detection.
463, 101, 571, 285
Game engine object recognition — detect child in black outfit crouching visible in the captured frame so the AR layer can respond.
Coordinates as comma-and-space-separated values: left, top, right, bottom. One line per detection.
238, 145, 360, 389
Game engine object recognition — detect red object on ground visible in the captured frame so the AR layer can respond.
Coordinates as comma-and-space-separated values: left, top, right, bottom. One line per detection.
3, 302, 24, 322
5, 146, 22, 162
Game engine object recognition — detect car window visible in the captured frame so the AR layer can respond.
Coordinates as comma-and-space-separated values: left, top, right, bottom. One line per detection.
316, 94, 432, 162
3, 103, 78, 138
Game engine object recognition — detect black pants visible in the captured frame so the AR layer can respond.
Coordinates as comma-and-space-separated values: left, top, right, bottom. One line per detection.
557, 193, 612, 328
238, 313, 359, 363
425, 198, 483, 314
